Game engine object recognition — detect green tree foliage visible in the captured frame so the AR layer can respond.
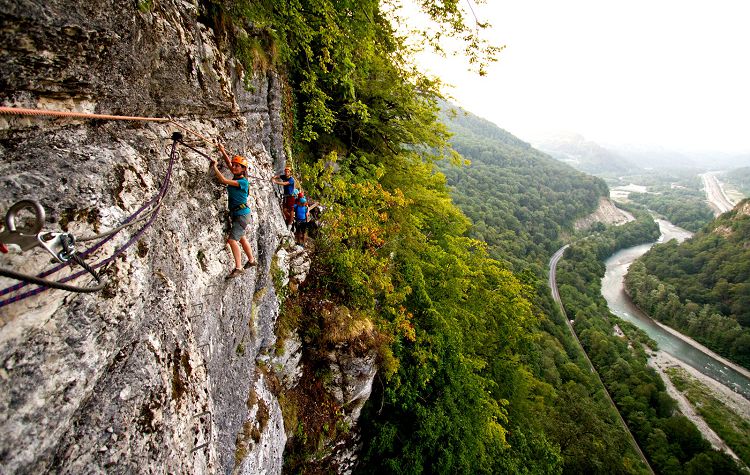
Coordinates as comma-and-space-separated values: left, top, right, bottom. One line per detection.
624, 199, 750, 368
627, 174, 713, 233
556, 215, 743, 474
222, 0, 500, 144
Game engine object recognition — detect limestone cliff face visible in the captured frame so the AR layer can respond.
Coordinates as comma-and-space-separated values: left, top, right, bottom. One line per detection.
0, 1, 375, 473
574, 197, 635, 231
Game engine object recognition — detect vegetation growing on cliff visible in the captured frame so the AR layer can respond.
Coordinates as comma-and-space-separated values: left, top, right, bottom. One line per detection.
200, 0, 737, 472
201, 0, 548, 471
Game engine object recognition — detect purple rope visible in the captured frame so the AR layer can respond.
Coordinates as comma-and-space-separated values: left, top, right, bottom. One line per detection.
0, 139, 178, 307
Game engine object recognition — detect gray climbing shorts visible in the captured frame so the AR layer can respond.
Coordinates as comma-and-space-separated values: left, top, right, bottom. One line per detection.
229, 213, 250, 241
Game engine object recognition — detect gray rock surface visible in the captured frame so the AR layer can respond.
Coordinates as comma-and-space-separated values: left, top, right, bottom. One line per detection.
0, 1, 301, 473
574, 197, 635, 230
1, 2, 380, 473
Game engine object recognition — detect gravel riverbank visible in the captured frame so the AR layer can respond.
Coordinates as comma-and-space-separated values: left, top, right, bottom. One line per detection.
648, 350, 749, 462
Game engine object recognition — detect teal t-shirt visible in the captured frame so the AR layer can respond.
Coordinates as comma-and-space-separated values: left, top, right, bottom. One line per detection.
228, 176, 251, 216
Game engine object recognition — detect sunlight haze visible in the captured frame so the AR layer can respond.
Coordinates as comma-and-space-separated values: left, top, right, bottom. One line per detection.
411, 0, 750, 155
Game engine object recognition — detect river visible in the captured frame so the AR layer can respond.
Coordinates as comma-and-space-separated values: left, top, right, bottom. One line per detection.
601, 219, 750, 400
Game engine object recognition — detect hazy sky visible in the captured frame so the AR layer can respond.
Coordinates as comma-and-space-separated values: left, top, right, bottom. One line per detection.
409, 0, 750, 154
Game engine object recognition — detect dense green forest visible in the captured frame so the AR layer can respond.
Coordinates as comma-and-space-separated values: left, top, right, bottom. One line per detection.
613, 170, 714, 232
555, 214, 744, 474
624, 200, 750, 368
438, 106, 608, 270
202, 1, 744, 473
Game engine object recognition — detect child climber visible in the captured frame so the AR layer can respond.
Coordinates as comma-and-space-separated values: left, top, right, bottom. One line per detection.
271, 166, 296, 228
293, 196, 311, 246
211, 143, 257, 278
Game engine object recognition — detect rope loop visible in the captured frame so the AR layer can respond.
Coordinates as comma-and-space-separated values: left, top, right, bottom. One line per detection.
0, 135, 180, 307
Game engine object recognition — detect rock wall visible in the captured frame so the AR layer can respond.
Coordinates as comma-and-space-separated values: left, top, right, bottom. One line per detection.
0, 1, 304, 473
574, 197, 635, 231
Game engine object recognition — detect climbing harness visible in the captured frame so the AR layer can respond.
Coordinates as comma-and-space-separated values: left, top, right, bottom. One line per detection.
231, 203, 249, 213
0, 132, 180, 308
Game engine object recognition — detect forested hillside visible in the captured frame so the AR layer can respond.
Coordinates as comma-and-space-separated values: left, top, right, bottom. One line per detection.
439, 105, 609, 271
625, 199, 750, 368
555, 214, 743, 474
437, 108, 664, 473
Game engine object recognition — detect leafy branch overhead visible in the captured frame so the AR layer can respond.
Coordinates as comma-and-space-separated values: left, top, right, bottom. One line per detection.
200, 1, 592, 472
218, 0, 502, 143
405, 0, 505, 75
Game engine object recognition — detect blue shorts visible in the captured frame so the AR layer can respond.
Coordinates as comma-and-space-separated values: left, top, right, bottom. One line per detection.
230, 213, 250, 241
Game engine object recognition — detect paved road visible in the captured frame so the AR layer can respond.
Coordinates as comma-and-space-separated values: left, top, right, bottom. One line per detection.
548, 245, 654, 474
701, 173, 735, 216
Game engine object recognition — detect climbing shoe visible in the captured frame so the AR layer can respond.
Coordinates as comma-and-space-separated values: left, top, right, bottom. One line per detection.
243, 260, 257, 269
226, 268, 244, 279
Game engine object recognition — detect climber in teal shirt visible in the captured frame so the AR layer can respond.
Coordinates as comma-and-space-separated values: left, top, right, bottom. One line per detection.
212, 143, 257, 278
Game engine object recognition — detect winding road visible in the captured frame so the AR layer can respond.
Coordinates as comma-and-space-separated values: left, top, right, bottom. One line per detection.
548, 245, 654, 474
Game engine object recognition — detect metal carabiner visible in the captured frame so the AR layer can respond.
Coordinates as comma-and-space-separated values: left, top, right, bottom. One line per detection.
0, 199, 46, 250
0, 200, 76, 262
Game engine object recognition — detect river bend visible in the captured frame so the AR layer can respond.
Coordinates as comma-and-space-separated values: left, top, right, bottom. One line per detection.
601, 219, 750, 399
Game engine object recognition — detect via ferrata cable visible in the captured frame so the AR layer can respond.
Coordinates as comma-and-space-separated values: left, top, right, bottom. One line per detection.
0, 135, 179, 307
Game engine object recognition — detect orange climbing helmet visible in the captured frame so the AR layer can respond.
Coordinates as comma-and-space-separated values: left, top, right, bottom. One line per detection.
232, 155, 248, 168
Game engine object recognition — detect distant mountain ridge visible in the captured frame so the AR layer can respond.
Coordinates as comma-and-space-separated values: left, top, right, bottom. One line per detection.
611, 144, 750, 171
532, 132, 639, 176
534, 132, 750, 173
